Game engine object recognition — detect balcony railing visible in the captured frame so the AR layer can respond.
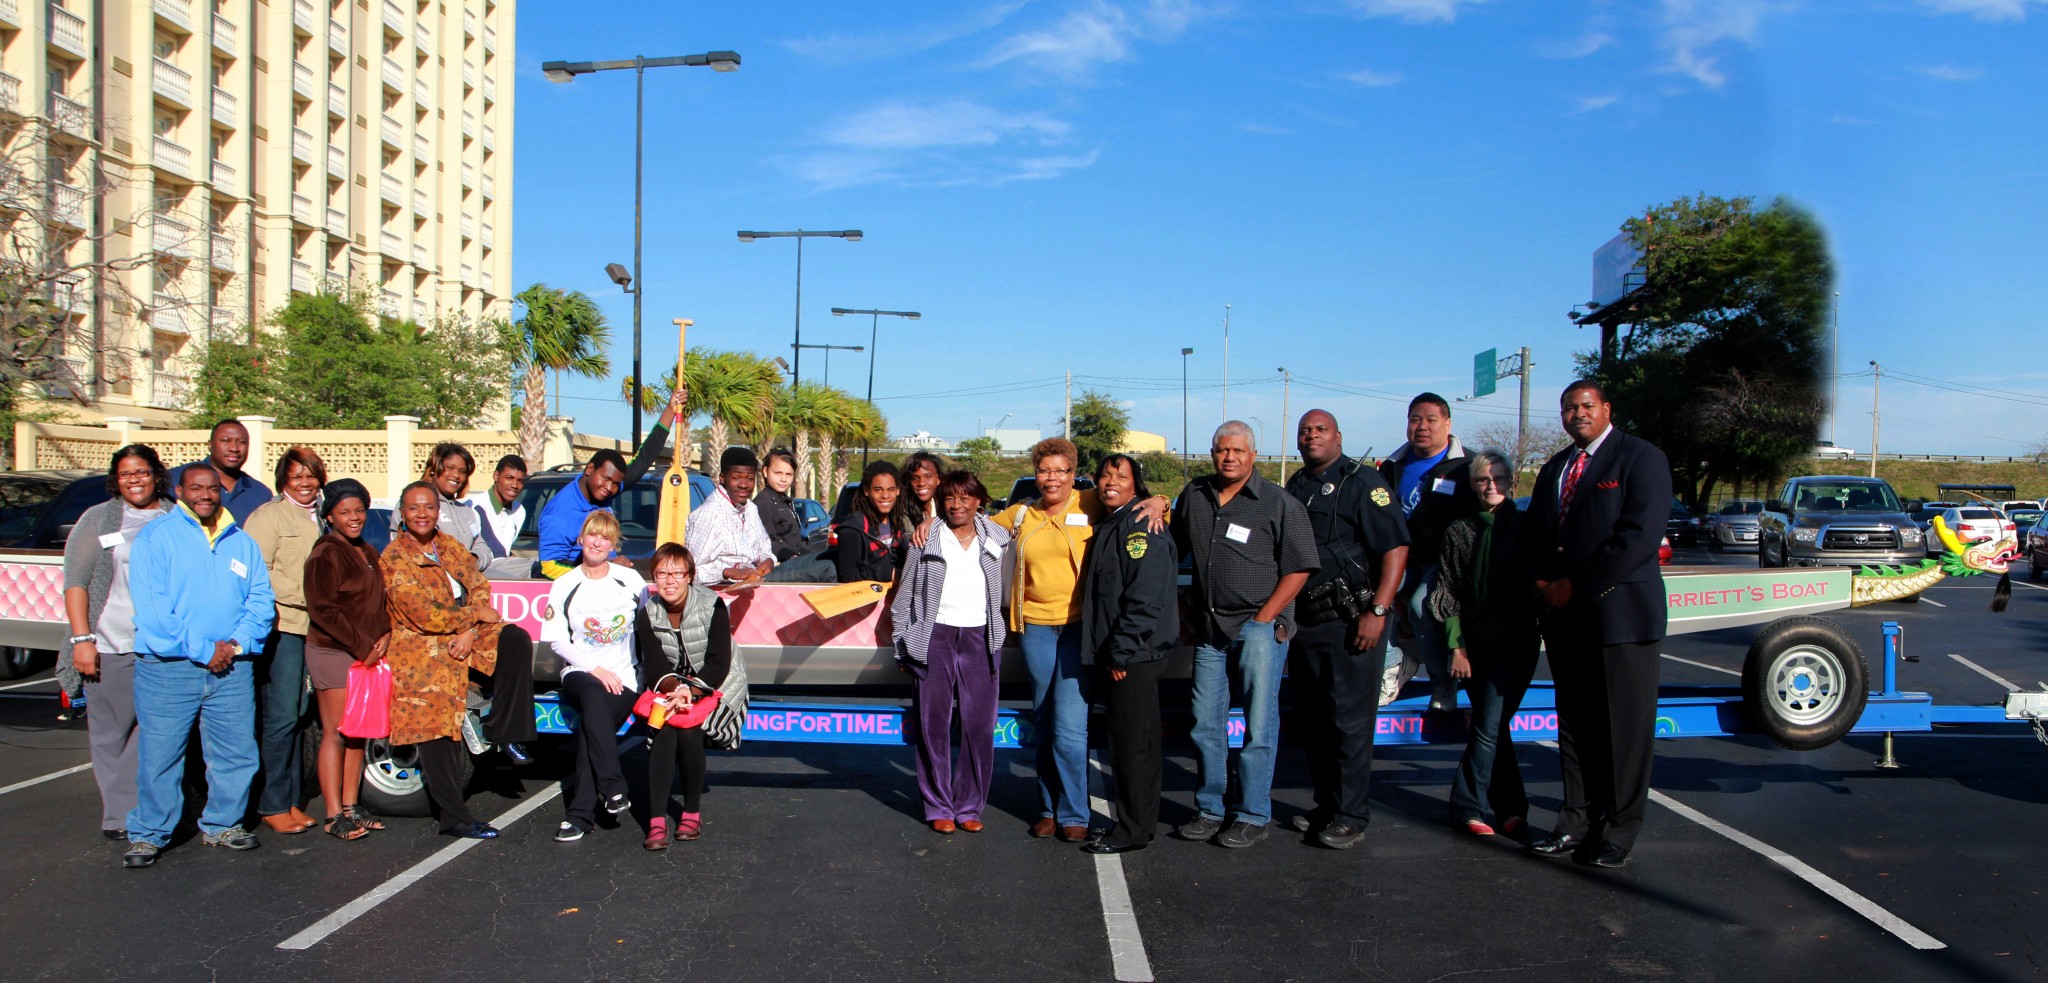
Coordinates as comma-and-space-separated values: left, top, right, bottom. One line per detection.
49, 93, 91, 140
461, 61, 476, 89
382, 0, 404, 34
152, 136, 193, 179
459, 214, 475, 240
210, 232, 234, 271
414, 23, 430, 56
211, 306, 238, 333
411, 243, 428, 268
412, 78, 429, 107
0, 72, 20, 115
290, 127, 313, 163
50, 182, 86, 227
480, 223, 494, 249
460, 162, 475, 188
381, 172, 404, 205
148, 372, 192, 410
379, 230, 402, 256
381, 113, 403, 147
291, 260, 314, 293
462, 8, 476, 36
412, 133, 428, 161
49, 5, 88, 58
382, 56, 404, 91
379, 290, 401, 317
483, 26, 496, 55
153, 0, 192, 33
480, 174, 495, 199
152, 58, 193, 107
327, 82, 346, 118
325, 143, 346, 179
328, 22, 347, 56
291, 193, 313, 224
292, 0, 313, 34
326, 206, 347, 236
481, 125, 495, 154
293, 62, 314, 100
212, 13, 237, 57
459, 262, 475, 283
0, 0, 19, 30
210, 86, 236, 127
210, 158, 236, 195
411, 188, 428, 217
482, 76, 496, 104
480, 270, 494, 293
153, 213, 193, 257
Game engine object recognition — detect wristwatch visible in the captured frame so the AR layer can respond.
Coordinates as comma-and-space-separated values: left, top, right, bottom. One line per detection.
1368, 603, 1391, 618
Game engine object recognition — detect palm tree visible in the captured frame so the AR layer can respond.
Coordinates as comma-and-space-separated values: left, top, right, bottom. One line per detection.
775, 382, 853, 500
513, 284, 611, 464
624, 348, 783, 472
828, 397, 888, 494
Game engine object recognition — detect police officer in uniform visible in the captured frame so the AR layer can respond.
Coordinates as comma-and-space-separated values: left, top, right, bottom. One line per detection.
1283, 409, 1410, 849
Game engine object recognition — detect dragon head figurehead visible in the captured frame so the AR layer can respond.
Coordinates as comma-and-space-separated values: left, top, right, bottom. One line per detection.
1930, 515, 2019, 576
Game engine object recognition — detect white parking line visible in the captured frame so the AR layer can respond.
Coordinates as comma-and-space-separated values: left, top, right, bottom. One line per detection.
0, 677, 57, 692
1647, 789, 1946, 950
0, 763, 91, 797
1917, 597, 1947, 608
1087, 752, 1154, 983
276, 782, 562, 951
1659, 653, 1742, 678
1946, 654, 2019, 692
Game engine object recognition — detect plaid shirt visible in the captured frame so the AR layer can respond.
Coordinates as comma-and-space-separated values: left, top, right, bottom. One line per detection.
683, 488, 774, 585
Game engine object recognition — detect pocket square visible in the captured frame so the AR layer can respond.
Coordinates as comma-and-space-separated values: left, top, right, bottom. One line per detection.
1596, 479, 1619, 490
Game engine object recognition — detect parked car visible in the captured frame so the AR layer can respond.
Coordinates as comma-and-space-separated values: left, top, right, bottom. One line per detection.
1666, 499, 1700, 547
1937, 506, 2015, 550
2029, 522, 2048, 582
1757, 475, 1924, 576
794, 498, 831, 544
1814, 442, 1857, 459
1703, 499, 1765, 553
0, 469, 109, 550
1906, 503, 1959, 557
2007, 507, 2046, 538
2000, 500, 2042, 514
509, 465, 716, 563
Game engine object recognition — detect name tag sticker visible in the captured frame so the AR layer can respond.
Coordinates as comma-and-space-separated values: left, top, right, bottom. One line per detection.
99, 532, 125, 549
1225, 523, 1252, 544
1064, 512, 1090, 527
230, 558, 248, 578
1432, 477, 1456, 494
985, 540, 1004, 558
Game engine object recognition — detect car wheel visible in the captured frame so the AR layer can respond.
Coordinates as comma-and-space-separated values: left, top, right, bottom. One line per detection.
1741, 616, 1870, 752
0, 647, 55, 681
356, 737, 464, 818
2033, 557, 2045, 583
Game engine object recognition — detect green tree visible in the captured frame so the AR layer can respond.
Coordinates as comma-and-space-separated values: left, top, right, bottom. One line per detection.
825, 395, 888, 493
1579, 195, 1832, 506
625, 348, 784, 471
773, 383, 853, 499
957, 435, 1002, 476
186, 339, 276, 425
513, 284, 612, 464
1063, 389, 1131, 472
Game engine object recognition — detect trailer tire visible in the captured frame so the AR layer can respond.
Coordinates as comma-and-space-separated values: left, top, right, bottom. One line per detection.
0, 647, 55, 680
1741, 617, 1869, 751
357, 738, 466, 818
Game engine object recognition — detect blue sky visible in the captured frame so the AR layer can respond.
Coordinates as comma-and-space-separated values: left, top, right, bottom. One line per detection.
511, 0, 2048, 459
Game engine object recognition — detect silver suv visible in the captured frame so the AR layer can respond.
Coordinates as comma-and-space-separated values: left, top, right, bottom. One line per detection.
1758, 475, 1924, 568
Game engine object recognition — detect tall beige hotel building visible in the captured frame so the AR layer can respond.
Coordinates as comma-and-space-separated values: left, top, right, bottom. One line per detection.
2, 0, 514, 423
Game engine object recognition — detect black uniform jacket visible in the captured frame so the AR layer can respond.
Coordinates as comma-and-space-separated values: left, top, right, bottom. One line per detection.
1080, 502, 1179, 669
1516, 428, 1673, 646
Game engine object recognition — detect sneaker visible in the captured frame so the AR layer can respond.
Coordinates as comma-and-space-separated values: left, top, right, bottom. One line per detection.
1379, 655, 1417, 707
122, 841, 159, 869
1317, 822, 1367, 850
1174, 815, 1225, 842
502, 742, 533, 766
200, 826, 260, 851
602, 792, 631, 816
1215, 820, 1269, 849
460, 713, 489, 756
554, 821, 586, 842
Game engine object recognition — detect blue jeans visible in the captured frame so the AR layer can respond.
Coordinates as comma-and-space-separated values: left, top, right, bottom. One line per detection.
1191, 619, 1287, 827
256, 631, 309, 816
1019, 623, 1090, 827
1388, 564, 1450, 689
129, 655, 260, 846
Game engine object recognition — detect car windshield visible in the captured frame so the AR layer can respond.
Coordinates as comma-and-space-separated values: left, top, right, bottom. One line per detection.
1955, 508, 2000, 521
1793, 482, 1901, 512
1718, 501, 1763, 515
0, 475, 71, 543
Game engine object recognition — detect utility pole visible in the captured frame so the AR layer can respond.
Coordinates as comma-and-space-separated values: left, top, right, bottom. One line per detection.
1278, 367, 1292, 484
1868, 361, 1881, 478
1064, 371, 1072, 440
1516, 346, 1533, 465
1831, 292, 1840, 448
1222, 303, 1231, 419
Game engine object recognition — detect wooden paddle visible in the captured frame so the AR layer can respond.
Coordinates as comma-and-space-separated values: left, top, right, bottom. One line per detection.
655, 318, 692, 548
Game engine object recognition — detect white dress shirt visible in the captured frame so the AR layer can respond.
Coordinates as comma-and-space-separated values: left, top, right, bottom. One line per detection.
683, 488, 775, 585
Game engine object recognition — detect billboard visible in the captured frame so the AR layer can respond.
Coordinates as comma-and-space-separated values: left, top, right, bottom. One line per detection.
1592, 231, 1646, 306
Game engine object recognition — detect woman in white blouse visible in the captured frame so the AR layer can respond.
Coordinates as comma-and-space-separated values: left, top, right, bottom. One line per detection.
541, 511, 648, 842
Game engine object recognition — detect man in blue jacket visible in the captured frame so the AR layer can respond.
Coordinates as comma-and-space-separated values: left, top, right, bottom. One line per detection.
122, 463, 277, 869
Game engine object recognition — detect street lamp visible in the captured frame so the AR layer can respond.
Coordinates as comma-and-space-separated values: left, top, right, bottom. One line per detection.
790, 342, 863, 387
1180, 347, 1195, 471
542, 49, 740, 447
736, 229, 862, 388
832, 307, 920, 468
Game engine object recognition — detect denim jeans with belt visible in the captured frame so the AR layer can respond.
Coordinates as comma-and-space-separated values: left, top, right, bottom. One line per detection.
1019, 622, 1090, 828
256, 631, 309, 816
1190, 618, 1287, 827
129, 655, 259, 846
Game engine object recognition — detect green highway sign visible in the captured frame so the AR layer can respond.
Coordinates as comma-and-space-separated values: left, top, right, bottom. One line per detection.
1473, 348, 1497, 398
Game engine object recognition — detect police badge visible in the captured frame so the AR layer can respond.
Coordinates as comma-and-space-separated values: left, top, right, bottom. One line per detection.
1125, 531, 1148, 560
1370, 486, 1391, 507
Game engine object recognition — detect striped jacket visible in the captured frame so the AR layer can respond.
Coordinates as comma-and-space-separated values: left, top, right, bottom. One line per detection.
890, 514, 1010, 667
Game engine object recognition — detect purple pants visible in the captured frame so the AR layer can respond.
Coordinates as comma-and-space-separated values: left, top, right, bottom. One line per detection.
911, 623, 999, 823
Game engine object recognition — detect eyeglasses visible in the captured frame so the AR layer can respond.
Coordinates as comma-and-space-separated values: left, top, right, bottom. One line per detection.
1035, 468, 1072, 478
652, 571, 691, 582
1471, 475, 1511, 487
115, 469, 154, 481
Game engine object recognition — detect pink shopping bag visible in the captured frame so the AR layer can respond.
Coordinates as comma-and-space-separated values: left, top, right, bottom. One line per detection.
340, 662, 392, 739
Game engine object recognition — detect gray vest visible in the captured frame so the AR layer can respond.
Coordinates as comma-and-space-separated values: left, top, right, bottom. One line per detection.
642, 584, 718, 675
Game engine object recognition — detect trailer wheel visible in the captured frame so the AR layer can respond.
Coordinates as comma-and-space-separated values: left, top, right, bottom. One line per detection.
357, 738, 466, 818
1741, 617, 1869, 751
0, 647, 55, 680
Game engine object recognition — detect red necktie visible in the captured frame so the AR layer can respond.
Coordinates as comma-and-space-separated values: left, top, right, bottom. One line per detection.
1557, 450, 1589, 522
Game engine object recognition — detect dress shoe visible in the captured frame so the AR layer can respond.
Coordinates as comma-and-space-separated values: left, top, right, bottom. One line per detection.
958, 819, 984, 833
1083, 839, 1149, 855
930, 819, 956, 834
451, 822, 501, 839
101, 828, 127, 841
1029, 817, 1058, 838
1057, 824, 1089, 842
1580, 842, 1631, 869
1527, 832, 1583, 858
1316, 822, 1367, 850
1497, 816, 1527, 840
1460, 818, 1496, 837
502, 742, 534, 766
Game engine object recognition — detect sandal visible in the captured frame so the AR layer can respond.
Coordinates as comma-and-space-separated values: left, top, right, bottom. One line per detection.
342, 805, 386, 831
323, 813, 368, 842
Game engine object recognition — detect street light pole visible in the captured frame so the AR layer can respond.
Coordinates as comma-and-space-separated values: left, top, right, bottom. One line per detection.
791, 342, 862, 387
736, 229, 863, 388
1278, 367, 1291, 484
1181, 346, 1195, 473
832, 307, 920, 469
541, 50, 740, 448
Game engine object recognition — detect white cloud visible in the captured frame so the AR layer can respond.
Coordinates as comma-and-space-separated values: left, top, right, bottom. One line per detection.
1916, 63, 1985, 81
1915, 0, 2042, 21
1342, 0, 1492, 23
781, 3, 1028, 61
1338, 67, 1404, 87
982, 0, 1213, 81
1571, 94, 1621, 114
821, 100, 1072, 149
1656, 0, 1775, 89
1540, 31, 1615, 58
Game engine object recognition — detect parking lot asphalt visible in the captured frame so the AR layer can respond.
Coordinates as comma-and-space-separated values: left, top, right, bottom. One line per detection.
0, 545, 2043, 982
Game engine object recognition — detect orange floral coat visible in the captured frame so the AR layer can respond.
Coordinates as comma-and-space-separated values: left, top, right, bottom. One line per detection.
380, 530, 508, 745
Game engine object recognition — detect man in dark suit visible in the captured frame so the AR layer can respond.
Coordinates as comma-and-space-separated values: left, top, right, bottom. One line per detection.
1518, 380, 1672, 869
